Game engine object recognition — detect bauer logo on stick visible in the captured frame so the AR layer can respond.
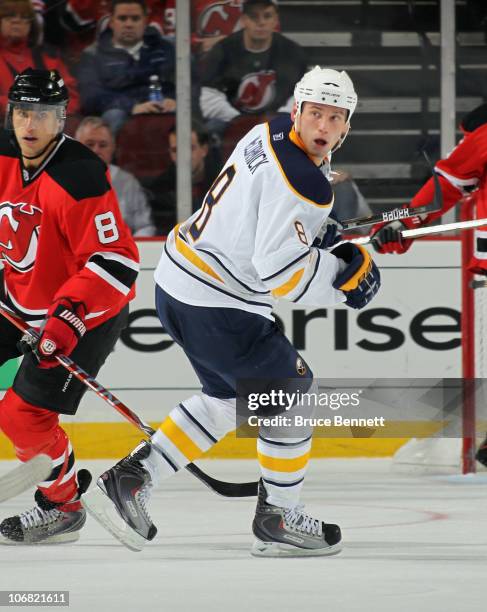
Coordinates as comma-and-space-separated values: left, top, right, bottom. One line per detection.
382, 208, 411, 222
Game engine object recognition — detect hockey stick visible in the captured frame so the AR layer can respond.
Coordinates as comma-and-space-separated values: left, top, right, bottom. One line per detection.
331, 216, 487, 249
0, 303, 258, 498
471, 279, 487, 289
0, 455, 52, 503
338, 152, 443, 230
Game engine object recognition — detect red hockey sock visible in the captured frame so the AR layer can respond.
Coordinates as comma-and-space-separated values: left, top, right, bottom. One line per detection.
0, 388, 78, 505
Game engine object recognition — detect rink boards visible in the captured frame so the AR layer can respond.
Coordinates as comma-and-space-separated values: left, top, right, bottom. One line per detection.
0, 238, 461, 458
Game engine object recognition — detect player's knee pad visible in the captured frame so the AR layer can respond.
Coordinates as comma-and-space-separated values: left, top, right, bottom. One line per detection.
0, 388, 61, 457
182, 394, 236, 440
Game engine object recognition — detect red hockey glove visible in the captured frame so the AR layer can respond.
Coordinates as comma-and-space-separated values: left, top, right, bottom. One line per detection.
369, 220, 413, 254
468, 256, 487, 276
36, 298, 87, 369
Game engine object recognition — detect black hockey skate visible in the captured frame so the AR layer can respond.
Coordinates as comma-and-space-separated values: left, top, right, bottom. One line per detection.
0, 469, 91, 545
475, 437, 487, 467
82, 441, 157, 552
251, 479, 342, 557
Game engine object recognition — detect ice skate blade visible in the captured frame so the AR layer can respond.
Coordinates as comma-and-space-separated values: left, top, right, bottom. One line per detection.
82, 485, 147, 552
0, 532, 80, 546
251, 538, 343, 558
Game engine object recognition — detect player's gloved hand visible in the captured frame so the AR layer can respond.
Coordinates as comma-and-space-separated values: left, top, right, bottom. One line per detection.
313, 223, 342, 249
369, 220, 412, 254
35, 298, 87, 369
331, 243, 381, 309
468, 258, 487, 276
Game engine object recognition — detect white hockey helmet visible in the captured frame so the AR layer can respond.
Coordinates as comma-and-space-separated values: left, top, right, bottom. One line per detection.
294, 66, 358, 120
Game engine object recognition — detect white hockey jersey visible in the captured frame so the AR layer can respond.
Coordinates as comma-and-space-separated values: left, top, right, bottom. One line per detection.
155, 115, 346, 320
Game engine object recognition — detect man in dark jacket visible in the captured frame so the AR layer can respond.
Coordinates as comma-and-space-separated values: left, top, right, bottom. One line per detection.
77, 0, 175, 133
145, 121, 220, 234
199, 0, 307, 132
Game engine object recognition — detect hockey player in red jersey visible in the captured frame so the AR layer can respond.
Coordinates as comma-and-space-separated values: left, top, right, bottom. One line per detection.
370, 103, 487, 466
83, 66, 381, 556
0, 68, 139, 544
370, 104, 487, 265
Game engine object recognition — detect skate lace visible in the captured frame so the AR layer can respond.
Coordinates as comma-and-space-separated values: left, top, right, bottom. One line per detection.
135, 484, 153, 525
19, 506, 62, 530
283, 505, 322, 536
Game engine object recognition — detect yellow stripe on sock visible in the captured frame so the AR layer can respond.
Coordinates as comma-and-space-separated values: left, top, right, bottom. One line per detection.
257, 451, 310, 473
159, 416, 204, 462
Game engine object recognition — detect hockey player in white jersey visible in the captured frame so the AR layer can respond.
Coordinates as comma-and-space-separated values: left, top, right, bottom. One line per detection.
83, 66, 381, 556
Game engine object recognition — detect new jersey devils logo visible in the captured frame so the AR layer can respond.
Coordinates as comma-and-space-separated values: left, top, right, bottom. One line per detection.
0, 202, 42, 273
197, 1, 242, 38
236, 71, 276, 112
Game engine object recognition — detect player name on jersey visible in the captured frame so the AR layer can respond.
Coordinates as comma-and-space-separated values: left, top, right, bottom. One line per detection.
244, 135, 269, 174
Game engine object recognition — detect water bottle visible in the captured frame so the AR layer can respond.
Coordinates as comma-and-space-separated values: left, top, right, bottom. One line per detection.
148, 74, 163, 103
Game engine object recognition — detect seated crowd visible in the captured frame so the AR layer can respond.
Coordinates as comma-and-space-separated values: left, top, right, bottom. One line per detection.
0, 0, 368, 235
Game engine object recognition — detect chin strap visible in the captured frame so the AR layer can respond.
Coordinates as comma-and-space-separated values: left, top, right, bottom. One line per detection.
21, 134, 61, 161
330, 124, 350, 153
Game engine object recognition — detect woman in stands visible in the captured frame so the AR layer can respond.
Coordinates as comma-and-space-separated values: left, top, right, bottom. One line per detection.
0, 0, 80, 118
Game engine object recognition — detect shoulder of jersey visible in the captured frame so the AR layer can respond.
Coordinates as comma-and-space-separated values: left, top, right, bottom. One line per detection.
266, 115, 333, 207
46, 137, 111, 201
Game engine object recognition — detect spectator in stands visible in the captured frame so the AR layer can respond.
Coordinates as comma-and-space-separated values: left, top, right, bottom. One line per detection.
146, 121, 220, 233
158, 0, 244, 53
76, 116, 157, 237
192, 0, 244, 54
77, 0, 176, 134
199, 0, 306, 132
0, 0, 80, 118
55, 0, 165, 62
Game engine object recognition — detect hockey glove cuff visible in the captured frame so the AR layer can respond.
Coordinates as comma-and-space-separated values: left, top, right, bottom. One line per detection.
331, 243, 381, 309
36, 298, 87, 369
369, 220, 413, 254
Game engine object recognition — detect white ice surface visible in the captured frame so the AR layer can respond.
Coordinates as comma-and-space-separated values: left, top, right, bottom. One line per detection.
0, 458, 486, 612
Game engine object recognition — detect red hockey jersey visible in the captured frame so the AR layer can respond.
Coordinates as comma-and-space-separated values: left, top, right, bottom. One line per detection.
0, 132, 139, 328
411, 119, 487, 272
162, 1, 245, 49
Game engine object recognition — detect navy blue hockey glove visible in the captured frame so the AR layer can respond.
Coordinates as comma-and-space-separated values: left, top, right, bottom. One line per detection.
331, 242, 381, 309
313, 224, 342, 249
